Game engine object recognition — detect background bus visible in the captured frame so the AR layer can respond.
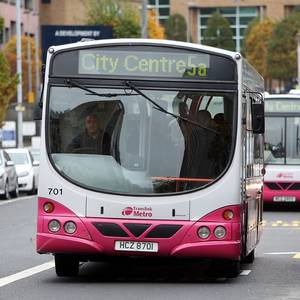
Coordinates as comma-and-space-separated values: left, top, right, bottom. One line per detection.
264, 91, 300, 204
36, 39, 264, 278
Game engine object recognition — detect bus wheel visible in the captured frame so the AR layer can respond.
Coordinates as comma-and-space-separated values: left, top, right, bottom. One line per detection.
213, 260, 240, 278
55, 254, 79, 277
243, 249, 255, 264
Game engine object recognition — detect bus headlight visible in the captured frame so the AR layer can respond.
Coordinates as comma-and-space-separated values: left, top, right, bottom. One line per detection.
197, 226, 210, 239
64, 221, 77, 234
18, 171, 29, 177
48, 220, 61, 232
214, 226, 226, 239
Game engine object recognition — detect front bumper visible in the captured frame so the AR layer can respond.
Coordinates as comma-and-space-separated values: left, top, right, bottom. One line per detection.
263, 182, 300, 203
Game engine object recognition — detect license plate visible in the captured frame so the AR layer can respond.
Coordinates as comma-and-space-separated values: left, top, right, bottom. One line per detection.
273, 196, 296, 202
115, 241, 158, 252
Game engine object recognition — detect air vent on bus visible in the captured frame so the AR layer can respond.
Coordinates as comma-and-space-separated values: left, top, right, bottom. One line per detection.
93, 223, 129, 237
145, 224, 182, 238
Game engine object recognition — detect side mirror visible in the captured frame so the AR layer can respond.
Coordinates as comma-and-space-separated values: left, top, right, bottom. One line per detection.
252, 102, 265, 134
34, 67, 45, 121
33, 160, 40, 167
6, 160, 14, 167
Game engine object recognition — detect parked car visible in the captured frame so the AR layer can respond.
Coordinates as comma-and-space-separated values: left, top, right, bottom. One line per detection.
6, 148, 39, 195
29, 148, 40, 163
0, 150, 19, 199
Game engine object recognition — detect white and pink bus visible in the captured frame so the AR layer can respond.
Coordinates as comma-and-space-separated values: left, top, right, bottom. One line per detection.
264, 92, 300, 204
36, 39, 264, 278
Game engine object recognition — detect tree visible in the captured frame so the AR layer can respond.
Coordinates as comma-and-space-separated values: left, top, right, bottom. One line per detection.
165, 13, 187, 41
85, 0, 140, 38
4, 35, 39, 104
147, 9, 165, 39
268, 12, 300, 88
244, 19, 274, 79
202, 12, 235, 51
0, 51, 18, 126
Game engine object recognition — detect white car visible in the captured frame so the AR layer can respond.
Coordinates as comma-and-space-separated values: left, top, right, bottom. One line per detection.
6, 148, 39, 194
0, 150, 19, 199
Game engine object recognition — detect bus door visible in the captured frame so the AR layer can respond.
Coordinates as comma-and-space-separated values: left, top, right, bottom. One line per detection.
243, 91, 264, 254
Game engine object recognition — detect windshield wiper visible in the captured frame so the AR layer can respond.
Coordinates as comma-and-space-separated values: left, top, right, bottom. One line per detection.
66, 79, 139, 97
125, 80, 218, 134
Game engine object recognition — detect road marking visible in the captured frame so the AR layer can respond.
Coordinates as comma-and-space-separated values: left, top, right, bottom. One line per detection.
240, 270, 251, 276
264, 252, 298, 255
262, 220, 300, 228
0, 195, 36, 206
0, 261, 54, 288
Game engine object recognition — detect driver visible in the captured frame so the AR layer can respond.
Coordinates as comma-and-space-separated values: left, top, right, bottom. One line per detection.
66, 113, 104, 154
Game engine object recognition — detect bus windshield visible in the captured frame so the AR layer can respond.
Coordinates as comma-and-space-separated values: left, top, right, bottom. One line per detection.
265, 116, 300, 165
48, 85, 236, 194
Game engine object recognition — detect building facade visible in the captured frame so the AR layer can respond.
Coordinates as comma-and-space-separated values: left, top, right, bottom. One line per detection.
171, 0, 300, 52
38, 0, 300, 52
0, 0, 39, 46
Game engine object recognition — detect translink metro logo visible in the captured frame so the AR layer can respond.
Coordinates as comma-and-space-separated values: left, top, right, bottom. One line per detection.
121, 206, 153, 217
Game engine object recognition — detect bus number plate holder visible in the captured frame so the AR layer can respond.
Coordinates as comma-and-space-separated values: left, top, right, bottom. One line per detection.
273, 196, 296, 202
115, 241, 158, 252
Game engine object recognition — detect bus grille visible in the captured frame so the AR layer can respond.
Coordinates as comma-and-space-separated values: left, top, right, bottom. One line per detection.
93, 222, 182, 238
265, 182, 300, 190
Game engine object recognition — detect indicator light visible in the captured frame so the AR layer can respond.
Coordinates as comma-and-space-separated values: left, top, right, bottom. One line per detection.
223, 210, 234, 220
43, 202, 55, 213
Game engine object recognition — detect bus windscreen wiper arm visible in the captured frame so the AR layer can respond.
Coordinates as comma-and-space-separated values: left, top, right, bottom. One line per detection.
125, 80, 218, 134
66, 79, 139, 97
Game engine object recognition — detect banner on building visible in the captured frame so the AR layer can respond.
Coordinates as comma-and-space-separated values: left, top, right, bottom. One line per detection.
41, 25, 113, 63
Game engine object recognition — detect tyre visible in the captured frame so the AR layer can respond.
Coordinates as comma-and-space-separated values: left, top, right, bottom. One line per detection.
243, 249, 255, 264
55, 254, 79, 277
10, 179, 19, 198
1, 181, 11, 200
212, 259, 241, 278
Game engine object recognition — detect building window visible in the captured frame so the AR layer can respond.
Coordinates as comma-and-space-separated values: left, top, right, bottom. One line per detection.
148, 0, 170, 25
4, 27, 9, 43
10, 20, 16, 36
285, 5, 300, 15
25, 0, 33, 10
41, 0, 51, 3
198, 6, 259, 52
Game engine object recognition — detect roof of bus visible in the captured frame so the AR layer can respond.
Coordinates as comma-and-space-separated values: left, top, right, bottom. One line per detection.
265, 93, 300, 99
47, 38, 240, 60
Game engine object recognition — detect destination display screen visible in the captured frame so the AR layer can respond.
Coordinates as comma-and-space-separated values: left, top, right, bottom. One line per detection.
78, 50, 209, 79
265, 99, 300, 113
51, 45, 236, 81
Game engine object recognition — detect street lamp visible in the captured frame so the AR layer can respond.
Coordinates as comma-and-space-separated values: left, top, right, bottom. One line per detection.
16, 0, 23, 148
297, 32, 300, 88
141, 0, 148, 38
234, 0, 241, 53
24, 9, 33, 104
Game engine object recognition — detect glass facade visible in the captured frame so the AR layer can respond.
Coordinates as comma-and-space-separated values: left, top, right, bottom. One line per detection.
198, 6, 259, 51
148, 0, 170, 25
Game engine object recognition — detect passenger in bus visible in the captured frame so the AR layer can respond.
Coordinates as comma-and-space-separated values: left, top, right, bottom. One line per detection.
66, 113, 104, 154
179, 109, 216, 189
209, 112, 231, 175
